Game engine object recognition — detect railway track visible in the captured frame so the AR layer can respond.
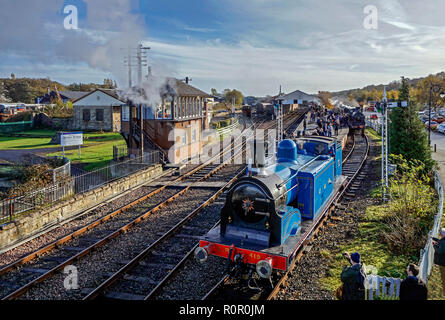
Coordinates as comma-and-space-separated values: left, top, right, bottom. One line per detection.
0, 111, 306, 300
0, 163, 241, 300
201, 131, 370, 301
133, 111, 310, 301
80, 111, 308, 300
0, 116, 269, 299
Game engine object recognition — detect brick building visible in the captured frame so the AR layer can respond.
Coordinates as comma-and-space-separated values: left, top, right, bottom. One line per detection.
122, 79, 212, 164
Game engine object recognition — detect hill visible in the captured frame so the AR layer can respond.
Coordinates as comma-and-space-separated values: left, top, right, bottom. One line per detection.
0, 76, 117, 103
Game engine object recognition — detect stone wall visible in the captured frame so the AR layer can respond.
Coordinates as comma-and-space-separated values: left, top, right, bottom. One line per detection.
0, 164, 163, 251
51, 117, 73, 130
72, 106, 113, 132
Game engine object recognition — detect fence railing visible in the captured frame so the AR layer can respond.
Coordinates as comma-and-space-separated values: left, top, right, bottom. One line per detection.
51, 157, 71, 183
419, 170, 444, 283
217, 119, 239, 137
366, 119, 381, 134
113, 145, 128, 161
0, 151, 161, 225
366, 275, 402, 300
0, 121, 33, 134
0, 179, 75, 225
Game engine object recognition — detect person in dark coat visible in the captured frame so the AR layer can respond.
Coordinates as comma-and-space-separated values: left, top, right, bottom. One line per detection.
433, 228, 445, 293
340, 252, 366, 300
399, 264, 428, 300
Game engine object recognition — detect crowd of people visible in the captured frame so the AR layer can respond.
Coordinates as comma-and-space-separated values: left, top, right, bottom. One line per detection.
336, 228, 445, 300
305, 106, 350, 137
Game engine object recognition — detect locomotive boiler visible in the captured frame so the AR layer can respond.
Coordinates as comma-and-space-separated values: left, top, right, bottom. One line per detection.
196, 136, 345, 279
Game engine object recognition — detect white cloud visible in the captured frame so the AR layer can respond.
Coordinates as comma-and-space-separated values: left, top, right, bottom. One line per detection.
2, 0, 445, 96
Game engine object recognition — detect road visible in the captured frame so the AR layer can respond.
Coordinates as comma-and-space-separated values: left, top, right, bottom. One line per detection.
431, 131, 445, 151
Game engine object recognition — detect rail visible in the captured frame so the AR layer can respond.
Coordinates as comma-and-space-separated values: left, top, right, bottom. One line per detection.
418, 170, 444, 283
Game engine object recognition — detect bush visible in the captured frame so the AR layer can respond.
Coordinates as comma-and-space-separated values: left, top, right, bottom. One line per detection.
380, 155, 437, 255
219, 119, 231, 128
211, 122, 220, 129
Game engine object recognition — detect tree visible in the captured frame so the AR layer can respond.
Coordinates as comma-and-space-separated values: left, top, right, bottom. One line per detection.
225, 89, 243, 105
210, 88, 218, 96
318, 91, 334, 109
390, 77, 434, 171
10, 73, 15, 80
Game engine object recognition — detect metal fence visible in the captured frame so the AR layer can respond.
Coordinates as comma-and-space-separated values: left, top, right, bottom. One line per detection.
366, 119, 381, 134
72, 151, 161, 194
418, 170, 444, 283
0, 179, 75, 225
0, 151, 161, 225
51, 157, 71, 183
0, 121, 33, 134
216, 118, 239, 137
113, 145, 128, 161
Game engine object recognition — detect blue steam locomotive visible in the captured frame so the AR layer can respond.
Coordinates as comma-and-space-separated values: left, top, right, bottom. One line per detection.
196, 136, 346, 279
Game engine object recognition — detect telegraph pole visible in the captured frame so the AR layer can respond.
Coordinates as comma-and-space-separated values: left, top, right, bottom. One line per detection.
123, 44, 150, 88
277, 86, 284, 146
137, 44, 150, 87
381, 86, 389, 201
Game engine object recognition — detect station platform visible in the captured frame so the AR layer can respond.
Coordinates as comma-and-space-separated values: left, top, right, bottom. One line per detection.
297, 120, 349, 149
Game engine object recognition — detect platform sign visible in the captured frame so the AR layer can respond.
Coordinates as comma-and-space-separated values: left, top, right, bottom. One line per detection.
60, 132, 83, 159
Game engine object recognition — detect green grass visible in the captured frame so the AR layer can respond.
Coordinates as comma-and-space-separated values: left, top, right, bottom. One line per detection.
0, 129, 126, 171
320, 205, 415, 293
46, 136, 126, 171
14, 129, 58, 137
365, 128, 381, 143
0, 136, 56, 150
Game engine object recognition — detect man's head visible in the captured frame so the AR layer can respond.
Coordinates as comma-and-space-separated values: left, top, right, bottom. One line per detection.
350, 252, 361, 264
407, 264, 420, 277
440, 228, 445, 239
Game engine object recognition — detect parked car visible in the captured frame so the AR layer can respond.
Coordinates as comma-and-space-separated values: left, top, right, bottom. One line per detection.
425, 121, 438, 130
437, 124, 445, 134
434, 117, 445, 123
370, 114, 378, 120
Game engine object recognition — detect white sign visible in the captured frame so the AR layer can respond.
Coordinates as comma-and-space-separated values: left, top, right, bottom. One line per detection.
61, 132, 83, 147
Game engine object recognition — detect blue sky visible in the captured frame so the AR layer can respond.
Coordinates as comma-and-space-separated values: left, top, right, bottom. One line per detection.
1, 0, 445, 96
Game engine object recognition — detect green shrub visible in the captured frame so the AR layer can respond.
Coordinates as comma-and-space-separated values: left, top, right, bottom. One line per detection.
381, 154, 437, 255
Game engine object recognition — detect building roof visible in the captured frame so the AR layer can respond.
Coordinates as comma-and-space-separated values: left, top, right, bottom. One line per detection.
72, 88, 126, 104
170, 79, 211, 98
281, 90, 319, 102
59, 91, 90, 100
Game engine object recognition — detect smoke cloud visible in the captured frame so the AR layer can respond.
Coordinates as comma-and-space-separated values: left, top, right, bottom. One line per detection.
0, 0, 151, 86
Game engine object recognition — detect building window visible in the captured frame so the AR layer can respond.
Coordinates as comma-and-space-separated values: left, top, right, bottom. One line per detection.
182, 131, 187, 145
83, 109, 90, 121
192, 129, 197, 143
122, 106, 130, 121
96, 109, 104, 121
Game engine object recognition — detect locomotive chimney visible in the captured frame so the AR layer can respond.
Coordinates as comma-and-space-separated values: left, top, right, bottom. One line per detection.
249, 139, 268, 168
